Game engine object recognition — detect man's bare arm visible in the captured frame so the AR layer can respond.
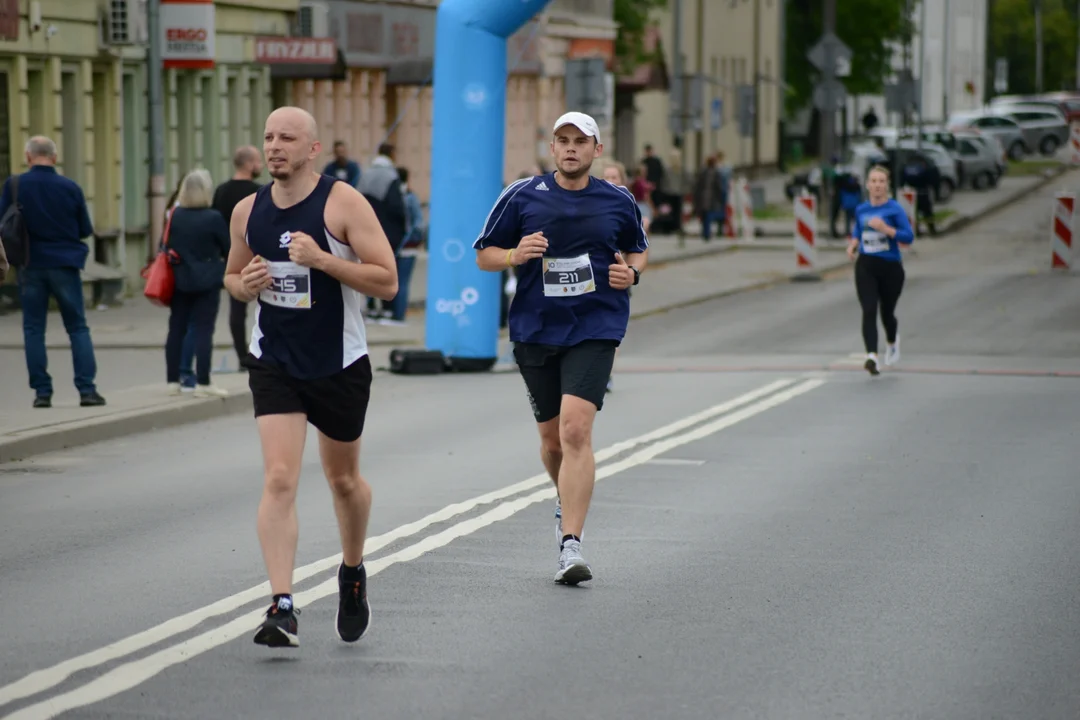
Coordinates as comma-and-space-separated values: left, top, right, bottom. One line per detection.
224, 195, 260, 302
319, 184, 399, 301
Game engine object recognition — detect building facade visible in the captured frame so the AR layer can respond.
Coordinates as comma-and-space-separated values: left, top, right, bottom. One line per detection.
280, 0, 615, 206
0, 0, 295, 291
845, 0, 988, 130
628, 0, 782, 186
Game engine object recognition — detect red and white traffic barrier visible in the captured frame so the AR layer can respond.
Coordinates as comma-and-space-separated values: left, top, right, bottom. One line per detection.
1051, 191, 1074, 270
794, 191, 817, 269
724, 194, 737, 238
737, 176, 755, 241
1070, 123, 1080, 166
898, 185, 918, 238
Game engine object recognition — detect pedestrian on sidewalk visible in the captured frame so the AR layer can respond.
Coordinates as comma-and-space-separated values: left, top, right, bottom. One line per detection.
0, 136, 106, 409
380, 166, 424, 326
212, 146, 263, 365
161, 178, 198, 389
357, 143, 406, 321
163, 169, 231, 397
693, 154, 727, 242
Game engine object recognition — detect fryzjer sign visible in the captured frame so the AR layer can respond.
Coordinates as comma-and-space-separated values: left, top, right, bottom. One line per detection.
255, 37, 338, 64
161, 0, 216, 70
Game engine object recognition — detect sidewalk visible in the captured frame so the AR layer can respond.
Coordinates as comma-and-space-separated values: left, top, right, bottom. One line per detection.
0, 163, 1069, 464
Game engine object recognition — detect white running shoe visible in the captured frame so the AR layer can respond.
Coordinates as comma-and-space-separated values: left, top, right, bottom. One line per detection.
885, 338, 900, 366
194, 384, 229, 398
167, 382, 182, 396
864, 353, 880, 376
555, 498, 562, 548
555, 539, 592, 585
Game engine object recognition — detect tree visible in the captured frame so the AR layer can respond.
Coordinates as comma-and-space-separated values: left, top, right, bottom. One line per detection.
989, 0, 1077, 95
784, 0, 914, 118
613, 0, 668, 75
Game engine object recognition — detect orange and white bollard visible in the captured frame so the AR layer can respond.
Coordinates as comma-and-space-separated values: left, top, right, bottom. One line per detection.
1070, 123, 1080, 166
737, 176, 755, 241
794, 190, 817, 270
898, 185, 918, 238
1051, 191, 1075, 270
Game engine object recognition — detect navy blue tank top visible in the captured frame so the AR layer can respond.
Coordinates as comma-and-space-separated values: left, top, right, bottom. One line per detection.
245, 174, 368, 379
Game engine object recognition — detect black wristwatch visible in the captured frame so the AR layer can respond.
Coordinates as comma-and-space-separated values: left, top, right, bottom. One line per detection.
630, 266, 641, 285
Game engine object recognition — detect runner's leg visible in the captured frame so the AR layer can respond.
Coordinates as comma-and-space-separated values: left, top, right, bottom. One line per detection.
318, 433, 370, 566
555, 394, 597, 539
878, 261, 905, 345
854, 256, 880, 354
255, 413, 308, 595
515, 343, 565, 545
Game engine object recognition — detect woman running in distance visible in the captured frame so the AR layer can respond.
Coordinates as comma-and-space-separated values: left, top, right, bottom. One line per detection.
847, 164, 914, 376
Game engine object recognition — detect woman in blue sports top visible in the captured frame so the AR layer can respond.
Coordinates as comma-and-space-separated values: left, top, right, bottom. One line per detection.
846, 164, 914, 376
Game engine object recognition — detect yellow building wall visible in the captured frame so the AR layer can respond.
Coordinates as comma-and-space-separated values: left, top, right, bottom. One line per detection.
634, 1, 781, 186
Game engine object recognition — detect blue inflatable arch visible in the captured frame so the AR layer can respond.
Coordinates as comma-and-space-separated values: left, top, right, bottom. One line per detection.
424, 0, 554, 371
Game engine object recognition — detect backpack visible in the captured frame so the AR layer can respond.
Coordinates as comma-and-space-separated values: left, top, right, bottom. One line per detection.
0, 175, 29, 268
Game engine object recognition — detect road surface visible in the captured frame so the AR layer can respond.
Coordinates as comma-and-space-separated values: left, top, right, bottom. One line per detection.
1, 182, 1078, 719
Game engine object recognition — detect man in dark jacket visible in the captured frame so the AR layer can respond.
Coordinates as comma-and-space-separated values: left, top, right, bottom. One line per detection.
356, 143, 406, 319
0, 136, 106, 408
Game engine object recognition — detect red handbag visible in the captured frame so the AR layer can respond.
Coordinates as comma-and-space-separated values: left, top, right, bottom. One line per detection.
142, 208, 178, 307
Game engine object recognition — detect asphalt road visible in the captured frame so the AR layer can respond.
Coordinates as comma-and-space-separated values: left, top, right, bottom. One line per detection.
1, 182, 1079, 719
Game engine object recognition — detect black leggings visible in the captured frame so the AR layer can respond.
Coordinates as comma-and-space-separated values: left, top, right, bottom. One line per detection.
855, 254, 905, 354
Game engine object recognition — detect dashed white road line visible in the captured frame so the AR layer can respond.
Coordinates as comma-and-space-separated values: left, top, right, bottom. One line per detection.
1, 377, 822, 719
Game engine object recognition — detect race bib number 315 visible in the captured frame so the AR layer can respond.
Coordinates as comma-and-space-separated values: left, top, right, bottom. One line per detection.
261, 261, 312, 309
542, 253, 596, 297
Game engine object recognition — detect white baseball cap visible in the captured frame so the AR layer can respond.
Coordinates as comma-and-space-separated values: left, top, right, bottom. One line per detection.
552, 111, 601, 144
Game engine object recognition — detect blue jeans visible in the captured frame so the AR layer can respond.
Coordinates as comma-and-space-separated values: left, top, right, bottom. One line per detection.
179, 327, 196, 388
166, 289, 221, 386
18, 266, 98, 398
388, 254, 417, 321
700, 210, 726, 240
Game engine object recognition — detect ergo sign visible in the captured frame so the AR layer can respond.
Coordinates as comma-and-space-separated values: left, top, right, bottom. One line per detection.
160, 0, 216, 69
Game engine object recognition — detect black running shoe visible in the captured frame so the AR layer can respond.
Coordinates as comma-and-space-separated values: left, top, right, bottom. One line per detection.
253, 599, 300, 648
336, 564, 371, 642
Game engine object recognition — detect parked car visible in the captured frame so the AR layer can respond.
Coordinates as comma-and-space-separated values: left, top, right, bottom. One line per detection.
990, 93, 1080, 124
947, 132, 1001, 189
948, 111, 1029, 160
891, 140, 959, 201
991, 104, 1069, 156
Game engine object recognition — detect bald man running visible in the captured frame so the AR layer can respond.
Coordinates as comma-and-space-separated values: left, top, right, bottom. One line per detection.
213, 145, 263, 367
224, 107, 399, 649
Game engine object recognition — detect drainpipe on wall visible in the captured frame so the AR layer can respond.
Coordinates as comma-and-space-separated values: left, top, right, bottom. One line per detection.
147, 0, 165, 256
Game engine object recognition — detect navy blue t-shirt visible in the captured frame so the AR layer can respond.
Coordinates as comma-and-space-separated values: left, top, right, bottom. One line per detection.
473, 173, 648, 346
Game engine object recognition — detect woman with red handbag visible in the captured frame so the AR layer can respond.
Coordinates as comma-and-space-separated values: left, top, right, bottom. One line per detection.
162, 169, 231, 397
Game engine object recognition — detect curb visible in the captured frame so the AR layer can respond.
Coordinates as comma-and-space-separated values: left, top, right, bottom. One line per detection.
0, 391, 254, 465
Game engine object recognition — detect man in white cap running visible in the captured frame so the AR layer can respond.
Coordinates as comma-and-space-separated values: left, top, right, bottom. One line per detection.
472, 111, 649, 585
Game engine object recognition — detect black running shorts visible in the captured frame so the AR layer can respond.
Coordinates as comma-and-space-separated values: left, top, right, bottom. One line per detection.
513, 340, 618, 424
245, 354, 372, 443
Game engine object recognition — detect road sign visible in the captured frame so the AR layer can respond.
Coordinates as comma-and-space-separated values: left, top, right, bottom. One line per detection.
710, 97, 723, 130
994, 58, 1008, 94
807, 32, 853, 78
884, 79, 921, 115
737, 84, 755, 138
812, 78, 846, 112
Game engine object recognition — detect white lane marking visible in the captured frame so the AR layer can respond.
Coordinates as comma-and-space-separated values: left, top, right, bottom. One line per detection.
0, 378, 797, 710
5, 378, 824, 720
643, 458, 707, 466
